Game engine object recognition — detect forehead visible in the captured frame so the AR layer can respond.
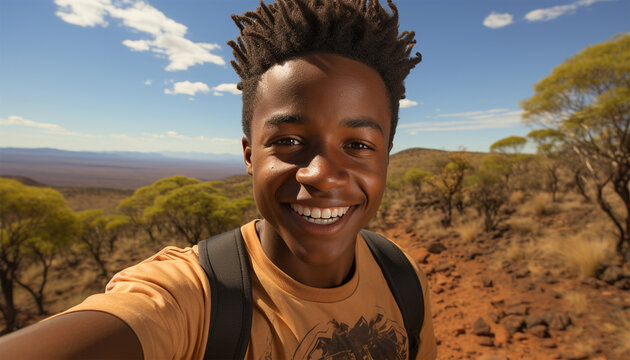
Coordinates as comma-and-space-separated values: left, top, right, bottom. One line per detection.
251, 54, 391, 135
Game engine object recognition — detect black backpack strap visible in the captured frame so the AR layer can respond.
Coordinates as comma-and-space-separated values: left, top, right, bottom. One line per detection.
360, 229, 424, 360
198, 228, 252, 360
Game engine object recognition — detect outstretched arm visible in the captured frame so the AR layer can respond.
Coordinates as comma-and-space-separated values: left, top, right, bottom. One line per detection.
0, 310, 143, 360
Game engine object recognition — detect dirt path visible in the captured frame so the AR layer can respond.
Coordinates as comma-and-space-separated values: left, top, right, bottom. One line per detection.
383, 225, 630, 360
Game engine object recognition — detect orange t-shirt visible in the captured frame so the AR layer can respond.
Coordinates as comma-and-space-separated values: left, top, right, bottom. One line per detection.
64, 220, 437, 359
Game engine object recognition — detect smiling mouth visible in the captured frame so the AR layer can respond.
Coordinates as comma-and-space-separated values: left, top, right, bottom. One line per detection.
290, 204, 351, 225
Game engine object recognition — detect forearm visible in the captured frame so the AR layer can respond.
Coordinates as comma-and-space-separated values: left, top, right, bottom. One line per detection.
0, 310, 143, 360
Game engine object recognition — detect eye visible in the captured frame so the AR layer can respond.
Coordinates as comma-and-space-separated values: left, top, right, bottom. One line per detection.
273, 138, 302, 146
345, 141, 374, 151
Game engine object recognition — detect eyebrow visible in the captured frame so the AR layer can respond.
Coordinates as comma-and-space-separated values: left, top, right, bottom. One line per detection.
263, 114, 383, 135
341, 118, 384, 135
264, 114, 305, 129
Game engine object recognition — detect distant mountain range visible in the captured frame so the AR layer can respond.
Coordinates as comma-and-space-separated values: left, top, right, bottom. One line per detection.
0, 147, 243, 163
0, 147, 246, 189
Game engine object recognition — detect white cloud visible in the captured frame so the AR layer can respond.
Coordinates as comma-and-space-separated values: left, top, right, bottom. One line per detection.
525, 0, 611, 22
483, 12, 514, 29
54, 0, 110, 27
1, 116, 242, 154
54, 0, 225, 71
399, 99, 418, 108
122, 39, 150, 51
0, 115, 92, 137
212, 83, 242, 96
399, 109, 523, 134
144, 79, 152, 85
164, 81, 210, 96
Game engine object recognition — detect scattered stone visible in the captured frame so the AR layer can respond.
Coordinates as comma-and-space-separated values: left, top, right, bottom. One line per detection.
561, 350, 589, 360
435, 262, 454, 273
423, 264, 435, 275
426, 241, 447, 254
451, 271, 461, 279
494, 325, 511, 345
490, 298, 505, 307
481, 277, 493, 287
477, 354, 507, 360
405, 226, 414, 234
472, 317, 492, 336
549, 290, 563, 299
523, 282, 536, 291
543, 311, 571, 331
415, 247, 430, 263
478, 337, 494, 347
542, 339, 557, 348
453, 326, 466, 336
488, 310, 506, 324
544, 277, 558, 284
515, 269, 530, 278
528, 324, 549, 338
466, 249, 482, 260
505, 304, 529, 316
502, 316, 524, 335
581, 277, 599, 288
601, 265, 624, 284
615, 278, 630, 290
524, 315, 545, 329
512, 332, 528, 342
435, 273, 448, 286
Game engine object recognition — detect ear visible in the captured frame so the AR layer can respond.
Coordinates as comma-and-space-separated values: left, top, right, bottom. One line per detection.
387, 141, 393, 164
242, 136, 253, 176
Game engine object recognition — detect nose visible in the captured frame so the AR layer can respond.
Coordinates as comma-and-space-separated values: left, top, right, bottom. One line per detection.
295, 153, 349, 192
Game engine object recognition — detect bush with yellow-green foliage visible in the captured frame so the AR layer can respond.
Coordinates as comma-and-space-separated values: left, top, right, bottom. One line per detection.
0, 178, 78, 333
75, 209, 131, 280
117, 175, 200, 242
146, 182, 254, 245
467, 156, 510, 232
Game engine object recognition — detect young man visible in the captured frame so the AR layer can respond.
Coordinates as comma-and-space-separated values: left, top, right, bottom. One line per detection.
0, 1, 436, 358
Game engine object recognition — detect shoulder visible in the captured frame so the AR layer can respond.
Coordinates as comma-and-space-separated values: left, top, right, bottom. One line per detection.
106, 245, 207, 292
359, 230, 429, 294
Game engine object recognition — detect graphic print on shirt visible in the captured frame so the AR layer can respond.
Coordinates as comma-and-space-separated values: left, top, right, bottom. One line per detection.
292, 311, 407, 360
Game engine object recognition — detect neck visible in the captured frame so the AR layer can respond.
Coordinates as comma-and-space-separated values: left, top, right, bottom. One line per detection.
256, 220, 356, 288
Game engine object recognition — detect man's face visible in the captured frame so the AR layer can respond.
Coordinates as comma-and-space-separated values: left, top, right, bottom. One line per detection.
243, 53, 391, 267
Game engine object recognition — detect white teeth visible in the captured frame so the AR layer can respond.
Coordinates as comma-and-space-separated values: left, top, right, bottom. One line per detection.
289, 204, 350, 224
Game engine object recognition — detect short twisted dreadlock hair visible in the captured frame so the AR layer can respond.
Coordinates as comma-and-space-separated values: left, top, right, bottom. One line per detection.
228, 0, 421, 145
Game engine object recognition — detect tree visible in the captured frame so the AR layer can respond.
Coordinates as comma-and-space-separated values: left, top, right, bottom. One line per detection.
76, 210, 129, 280
117, 175, 200, 242
0, 179, 77, 333
468, 157, 510, 232
402, 168, 431, 206
490, 136, 527, 154
521, 33, 630, 261
527, 129, 566, 202
147, 183, 254, 245
426, 154, 471, 227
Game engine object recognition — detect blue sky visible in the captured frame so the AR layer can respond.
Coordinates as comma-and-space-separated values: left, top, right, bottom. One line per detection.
1, 0, 628, 156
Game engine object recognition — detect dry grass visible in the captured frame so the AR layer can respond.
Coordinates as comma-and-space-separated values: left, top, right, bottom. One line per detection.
563, 291, 589, 315
525, 193, 559, 216
508, 190, 526, 206
455, 220, 483, 244
547, 224, 616, 278
414, 210, 450, 238
506, 216, 541, 236
603, 311, 630, 356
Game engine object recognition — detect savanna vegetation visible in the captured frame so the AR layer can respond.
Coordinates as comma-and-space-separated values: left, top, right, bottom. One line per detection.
0, 175, 255, 334
0, 32, 628, 359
